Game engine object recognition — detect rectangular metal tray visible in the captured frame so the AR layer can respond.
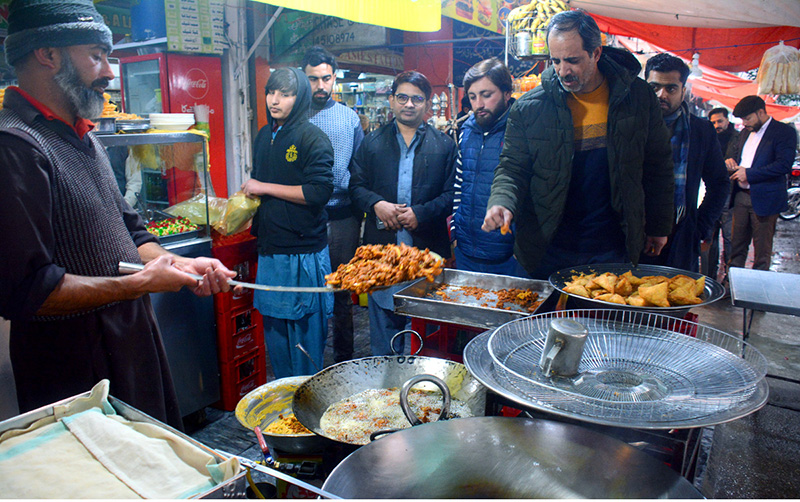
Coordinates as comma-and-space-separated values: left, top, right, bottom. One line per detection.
0, 392, 246, 498
393, 268, 554, 329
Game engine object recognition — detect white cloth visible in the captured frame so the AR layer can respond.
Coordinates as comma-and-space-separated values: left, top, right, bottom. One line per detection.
738, 117, 772, 189
0, 380, 239, 499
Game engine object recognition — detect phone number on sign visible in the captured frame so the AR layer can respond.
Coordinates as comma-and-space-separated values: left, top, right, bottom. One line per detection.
313, 32, 355, 46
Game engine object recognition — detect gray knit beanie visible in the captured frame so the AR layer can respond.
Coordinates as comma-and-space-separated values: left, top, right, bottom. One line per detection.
4, 0, 113, 66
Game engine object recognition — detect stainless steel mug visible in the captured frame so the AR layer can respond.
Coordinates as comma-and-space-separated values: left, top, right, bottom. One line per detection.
539, 318, 588, 378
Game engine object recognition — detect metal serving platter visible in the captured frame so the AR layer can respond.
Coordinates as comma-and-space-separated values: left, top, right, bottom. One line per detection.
549, 263, 725, 316
394, 268, 554, 330
464, 330, 769, 430
0, 391, 247, 498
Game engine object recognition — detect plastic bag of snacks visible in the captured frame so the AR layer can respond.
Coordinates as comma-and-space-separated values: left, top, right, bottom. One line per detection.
757, 42, 800, 95
213, 191, 261, 235
164, 193, 227, 226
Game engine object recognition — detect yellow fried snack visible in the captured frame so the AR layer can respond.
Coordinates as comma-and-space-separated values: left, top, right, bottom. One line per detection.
626, 293, 648, 307
694, 276, 706, 297
638, 282, 670, 308
669, 274, 696, 291
564, 284, 590, 298
669, 286, 703, 306
590, 288, 607, 299
595, 293, 627, 305
592, 272, 618, 293
621, 270, 643, 287
615, 275, 634, 296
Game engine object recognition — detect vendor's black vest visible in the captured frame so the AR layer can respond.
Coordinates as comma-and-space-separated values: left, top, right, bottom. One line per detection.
0, 109, 142, 321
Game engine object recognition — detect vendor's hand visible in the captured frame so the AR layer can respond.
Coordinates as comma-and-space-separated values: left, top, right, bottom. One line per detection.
730, 166, 748, 184
397, 206, 418, 231
374, 201, 405, 231
643, 235, 668, 256
173, 256, 236, 296
241, 179, 265, 197
139, 254, 201, 293
724, 158, 739, 172
482, 205, 513, 232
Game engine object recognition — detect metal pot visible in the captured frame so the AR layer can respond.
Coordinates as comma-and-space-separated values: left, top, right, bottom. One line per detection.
292, 331, 487, 447
235, 375, 326, 454
322, 416, 702, 499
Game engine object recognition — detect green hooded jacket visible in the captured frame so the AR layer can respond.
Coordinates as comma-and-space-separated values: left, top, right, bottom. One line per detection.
487, 46, 674, 274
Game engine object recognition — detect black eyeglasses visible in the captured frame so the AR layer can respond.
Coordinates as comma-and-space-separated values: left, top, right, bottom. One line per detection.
394, 93, 426, 106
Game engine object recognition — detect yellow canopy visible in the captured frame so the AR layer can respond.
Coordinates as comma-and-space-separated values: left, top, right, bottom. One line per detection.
250, 0, 442, 32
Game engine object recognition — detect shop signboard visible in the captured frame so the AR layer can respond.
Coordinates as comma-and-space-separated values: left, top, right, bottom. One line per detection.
164, 0, 225, 54
95, 4, 131, 36
271, 10, 401, 72
442, 0, 527, 34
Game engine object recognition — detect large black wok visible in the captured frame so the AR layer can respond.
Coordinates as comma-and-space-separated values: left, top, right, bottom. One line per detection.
292, 332, 487, 447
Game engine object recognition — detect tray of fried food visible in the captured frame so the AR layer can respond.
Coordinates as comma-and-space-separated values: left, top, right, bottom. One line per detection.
325, 243, 443, 295
549, 263, 725, 315
394, 269, 554, 330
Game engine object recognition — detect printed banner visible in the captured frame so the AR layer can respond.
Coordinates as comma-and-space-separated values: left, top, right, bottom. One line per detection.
442, 0, 528, 35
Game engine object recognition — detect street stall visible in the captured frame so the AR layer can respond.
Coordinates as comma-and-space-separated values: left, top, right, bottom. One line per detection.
1, 0, 799, 498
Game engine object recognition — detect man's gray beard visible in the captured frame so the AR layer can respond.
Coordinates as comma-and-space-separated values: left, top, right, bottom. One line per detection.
54, 52, 105, 119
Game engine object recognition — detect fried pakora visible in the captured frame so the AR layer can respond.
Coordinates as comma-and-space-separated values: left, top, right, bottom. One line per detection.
325, 243, 443, 294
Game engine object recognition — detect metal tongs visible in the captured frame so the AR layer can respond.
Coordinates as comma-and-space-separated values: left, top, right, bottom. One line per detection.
118, 261, 336, 293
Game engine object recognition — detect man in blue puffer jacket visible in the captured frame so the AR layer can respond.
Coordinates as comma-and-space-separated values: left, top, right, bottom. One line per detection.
451, 58, 527, 277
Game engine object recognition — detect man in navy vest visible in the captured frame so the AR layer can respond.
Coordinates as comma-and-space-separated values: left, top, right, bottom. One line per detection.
451, 58, 527, 277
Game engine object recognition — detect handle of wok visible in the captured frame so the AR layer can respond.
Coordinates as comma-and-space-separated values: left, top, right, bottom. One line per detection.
390, 329, 424, 356
399, 374, 451, 427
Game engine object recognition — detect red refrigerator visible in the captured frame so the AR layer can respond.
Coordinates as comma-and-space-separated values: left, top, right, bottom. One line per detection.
119, 52, 228, 197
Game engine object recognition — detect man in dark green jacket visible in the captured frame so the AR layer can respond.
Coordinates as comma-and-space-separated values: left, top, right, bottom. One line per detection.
484, 10, 674, 279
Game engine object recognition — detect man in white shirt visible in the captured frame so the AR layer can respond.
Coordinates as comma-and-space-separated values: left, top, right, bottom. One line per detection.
727, 96, 797, 271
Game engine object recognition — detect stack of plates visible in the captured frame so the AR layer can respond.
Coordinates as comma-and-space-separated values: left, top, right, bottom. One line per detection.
148, 113, 195, 130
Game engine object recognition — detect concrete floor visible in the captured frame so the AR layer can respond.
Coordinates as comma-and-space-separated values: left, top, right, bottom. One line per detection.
189, 217, 800, 498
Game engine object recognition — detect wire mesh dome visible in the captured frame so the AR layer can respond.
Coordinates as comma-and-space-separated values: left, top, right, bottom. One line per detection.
487, 310, 767, 422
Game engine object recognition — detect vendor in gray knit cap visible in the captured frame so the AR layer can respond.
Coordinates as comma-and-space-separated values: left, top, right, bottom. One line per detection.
0, 0, 237, 430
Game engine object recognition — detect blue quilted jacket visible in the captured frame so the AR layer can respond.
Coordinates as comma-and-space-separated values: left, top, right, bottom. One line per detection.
452, 103, 515, 263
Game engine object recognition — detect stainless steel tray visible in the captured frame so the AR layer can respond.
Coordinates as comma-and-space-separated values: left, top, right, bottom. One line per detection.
464, 331, 769, 430
549, 263, 725, 317
0, 391, 246, 498
394, 268, 554, 329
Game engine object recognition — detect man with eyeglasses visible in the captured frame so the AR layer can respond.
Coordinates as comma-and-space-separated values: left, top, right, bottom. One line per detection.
302, 46, 364, 363
639, 53, 729, 272
483, 9, 675, 279
349, 70, 457, 355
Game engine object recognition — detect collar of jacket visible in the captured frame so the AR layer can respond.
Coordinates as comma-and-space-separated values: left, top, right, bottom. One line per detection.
464, 97, 516, 135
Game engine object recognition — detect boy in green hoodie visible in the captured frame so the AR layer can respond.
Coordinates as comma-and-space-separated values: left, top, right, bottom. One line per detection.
242, 67, 334, 377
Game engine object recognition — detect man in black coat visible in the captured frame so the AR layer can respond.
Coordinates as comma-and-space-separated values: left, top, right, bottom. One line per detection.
727, 95, 798, 271
349, 70, 457, 355
640, 53, 729, 272
704, 107, 741, 282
